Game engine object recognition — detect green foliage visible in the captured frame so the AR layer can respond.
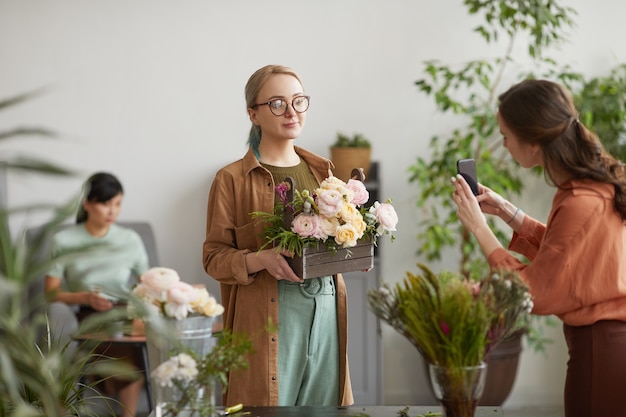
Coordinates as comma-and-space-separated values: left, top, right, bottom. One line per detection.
0, 89, 73, 176
151, 328, 253, 417
574, 64, 626, 162
368, 264, 532, 368
410, 0, 577, 277
333, 132, 371, 148
0, 90, 125, 416
200, 329, 253, 391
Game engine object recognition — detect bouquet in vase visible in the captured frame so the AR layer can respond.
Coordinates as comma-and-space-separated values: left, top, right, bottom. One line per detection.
368, 264, 533, 416
127, 267, 251, 417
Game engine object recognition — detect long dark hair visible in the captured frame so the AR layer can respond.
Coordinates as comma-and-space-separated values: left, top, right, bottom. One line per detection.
498, 79, 626, 221
76, 172, 124, 223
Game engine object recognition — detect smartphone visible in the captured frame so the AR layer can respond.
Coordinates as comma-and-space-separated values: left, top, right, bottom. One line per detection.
456, 158, 479, 195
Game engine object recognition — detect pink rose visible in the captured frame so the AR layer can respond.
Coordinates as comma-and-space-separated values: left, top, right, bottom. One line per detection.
292, 214, 323, 239
167, 281, 199, 305
370, 202, 399, 234
140, 267, 181, 300
316, 189, 344, 218
346, 179, 369, 206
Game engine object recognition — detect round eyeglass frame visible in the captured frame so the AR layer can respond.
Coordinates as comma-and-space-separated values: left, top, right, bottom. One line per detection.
252, 95, 310, 116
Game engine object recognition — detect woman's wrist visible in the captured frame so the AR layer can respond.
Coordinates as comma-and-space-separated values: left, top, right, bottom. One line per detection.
500, 202, 518, 223
507, 207, 522, 224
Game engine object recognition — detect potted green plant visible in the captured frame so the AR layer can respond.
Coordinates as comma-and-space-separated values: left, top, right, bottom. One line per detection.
405, 0, 626, 406
0, 90, 135, 416
330, 132, 372, 181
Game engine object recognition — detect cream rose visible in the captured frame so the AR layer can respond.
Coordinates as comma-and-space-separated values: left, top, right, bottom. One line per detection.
334, 223, 359, 248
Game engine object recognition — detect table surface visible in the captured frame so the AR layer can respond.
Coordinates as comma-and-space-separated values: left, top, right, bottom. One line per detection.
149, 405, 504, 417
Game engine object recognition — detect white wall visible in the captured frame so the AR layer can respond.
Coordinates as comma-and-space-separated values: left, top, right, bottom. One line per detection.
2, 0, 625, 409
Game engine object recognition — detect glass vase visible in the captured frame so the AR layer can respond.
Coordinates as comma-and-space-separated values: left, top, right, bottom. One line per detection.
155, 378, 215, 417
147, 316, 216, 412
428, 362, 487, 417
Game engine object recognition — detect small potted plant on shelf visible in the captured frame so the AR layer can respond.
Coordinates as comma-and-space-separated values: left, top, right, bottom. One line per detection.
330, 132, 372, 181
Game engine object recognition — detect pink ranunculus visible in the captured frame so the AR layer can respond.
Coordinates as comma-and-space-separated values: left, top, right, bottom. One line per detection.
291, 213, 323, 238
140, 267, 181, 299
316, 189, 344, 218
167, 281, 199, 305
346, 179, 369, 205
370, 201, 398, 234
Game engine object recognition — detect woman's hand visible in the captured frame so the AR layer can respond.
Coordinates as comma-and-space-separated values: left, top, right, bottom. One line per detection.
475, 183, 507, 217
88, 291, 114, 311
451, 175, 488, 233
251, 249, 304, 283
451, 175, 506, 257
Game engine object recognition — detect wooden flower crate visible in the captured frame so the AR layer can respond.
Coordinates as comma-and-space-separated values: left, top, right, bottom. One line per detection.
283, 168, 374, 279
287, 237, 374, 279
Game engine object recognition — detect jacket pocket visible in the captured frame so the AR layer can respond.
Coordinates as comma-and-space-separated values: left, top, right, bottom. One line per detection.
234, 221, 263, 251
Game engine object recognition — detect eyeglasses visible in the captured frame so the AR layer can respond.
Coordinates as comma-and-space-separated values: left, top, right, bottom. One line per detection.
252, 95, 310, 116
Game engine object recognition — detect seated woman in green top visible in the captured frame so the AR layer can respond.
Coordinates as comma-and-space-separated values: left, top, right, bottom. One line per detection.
45, 172, 149, 417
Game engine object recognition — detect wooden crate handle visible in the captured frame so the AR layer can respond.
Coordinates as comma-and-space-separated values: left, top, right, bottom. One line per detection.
351, 168, 365, 182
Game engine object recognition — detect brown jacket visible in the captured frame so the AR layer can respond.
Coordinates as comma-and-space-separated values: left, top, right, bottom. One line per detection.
488, 179, 626, 326
202, 147, 353, 406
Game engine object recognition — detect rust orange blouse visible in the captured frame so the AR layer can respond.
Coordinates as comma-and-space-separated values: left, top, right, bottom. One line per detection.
487, 179, 626, 326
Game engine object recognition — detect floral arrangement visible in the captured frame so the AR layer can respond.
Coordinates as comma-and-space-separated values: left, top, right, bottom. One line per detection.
367, 263, 533, 369
253, 175, 398, 257
128, 267, 252, 416
151, 328, 253, 417
128, 267, 224, 320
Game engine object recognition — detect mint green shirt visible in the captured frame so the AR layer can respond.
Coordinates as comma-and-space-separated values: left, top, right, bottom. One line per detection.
47, 223, 149, 302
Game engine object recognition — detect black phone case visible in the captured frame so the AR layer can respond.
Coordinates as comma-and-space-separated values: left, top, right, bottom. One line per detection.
457, 159, 479, 195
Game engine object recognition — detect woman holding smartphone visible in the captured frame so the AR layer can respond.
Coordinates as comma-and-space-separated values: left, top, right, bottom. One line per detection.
451, 79, 626, 416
